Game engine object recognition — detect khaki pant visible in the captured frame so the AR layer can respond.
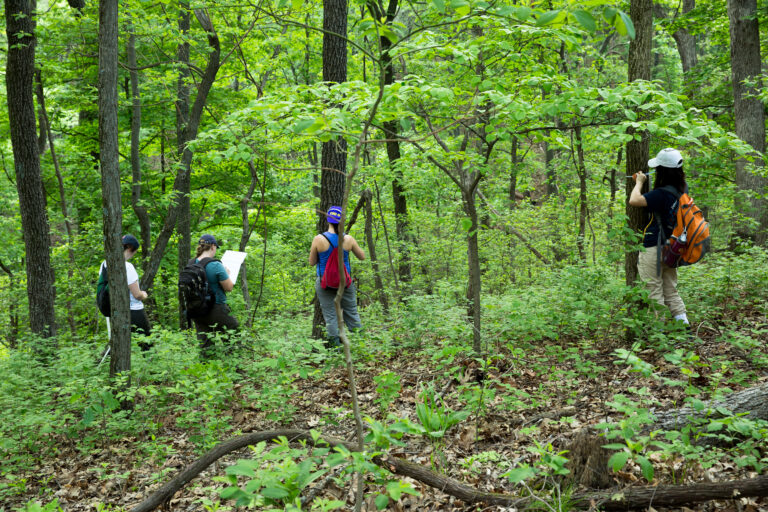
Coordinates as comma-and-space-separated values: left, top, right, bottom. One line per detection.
637, 246, 686, 317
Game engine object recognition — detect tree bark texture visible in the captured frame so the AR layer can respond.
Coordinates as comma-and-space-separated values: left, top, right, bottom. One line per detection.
128, 428, 768, 512
727, 0, 767, 244
508, 136, 519, 209
462, 186, 482, 355
650, 381, 768, 432
624, 0, 653, 286
574, 126, 588, 262
671, 0, 698, 75
98, 0, 131, 380
5, 0, 58, 340
313, 0, 348, 338
35, 70, 76, 335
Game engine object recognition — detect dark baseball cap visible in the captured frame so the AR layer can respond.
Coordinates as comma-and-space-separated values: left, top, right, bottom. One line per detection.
122, 234, 139, 250
198, 234, 219, 247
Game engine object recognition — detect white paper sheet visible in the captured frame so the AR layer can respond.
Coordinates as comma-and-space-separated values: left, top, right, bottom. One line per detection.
220, 250, 247, 284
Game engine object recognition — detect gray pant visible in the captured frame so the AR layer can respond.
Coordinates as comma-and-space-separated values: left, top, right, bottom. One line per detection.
315, 277, 361, 338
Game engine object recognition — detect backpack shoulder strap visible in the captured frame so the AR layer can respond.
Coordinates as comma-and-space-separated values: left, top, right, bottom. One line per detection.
197, 257, 217, 268
660, 185, 681, 199
320, 232, 336, 249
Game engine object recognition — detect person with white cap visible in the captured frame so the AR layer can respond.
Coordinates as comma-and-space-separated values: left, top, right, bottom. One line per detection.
308, 206, 366, 348
629, 148, 689, 325
98, 234, 152, 349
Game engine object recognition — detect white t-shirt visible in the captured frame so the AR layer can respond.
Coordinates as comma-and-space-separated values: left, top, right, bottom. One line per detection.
100, 261, 144, 311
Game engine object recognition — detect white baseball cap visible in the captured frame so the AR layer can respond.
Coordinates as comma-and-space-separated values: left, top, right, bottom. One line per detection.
648, 148, 683, 168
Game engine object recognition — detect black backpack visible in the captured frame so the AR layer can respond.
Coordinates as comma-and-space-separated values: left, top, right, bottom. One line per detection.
96, 263, 110, 317
179, 257, 216, 319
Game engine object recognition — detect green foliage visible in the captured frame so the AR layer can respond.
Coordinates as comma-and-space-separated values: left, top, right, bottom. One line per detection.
218, 439, 333, 509
373, 370, 401, 415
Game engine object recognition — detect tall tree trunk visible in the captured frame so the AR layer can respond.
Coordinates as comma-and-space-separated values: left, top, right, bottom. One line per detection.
127, 18, 151, 267
508, 136, 519, 209
363, 190, 388, 313
140, 9, 220, 294
175, 3, 192, 327
462, 186, 482, 355
313, 0, 348, 339
574, 126, 588, 262
727, 0, 767, 245
239, 159, 266, 310
5, 0, 57, 343
35, 70, 76, 335
671, 0, 698, 74
99, 0, 131, 385
624, 0, 653, 286
0, 260, 20, 348
369, 0, 411, 284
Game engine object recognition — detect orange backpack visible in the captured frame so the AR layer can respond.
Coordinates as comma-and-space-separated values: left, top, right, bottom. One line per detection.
659, 187, 710, 268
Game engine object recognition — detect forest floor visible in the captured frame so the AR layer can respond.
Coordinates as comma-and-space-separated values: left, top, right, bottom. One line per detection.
6, 313, 768, 512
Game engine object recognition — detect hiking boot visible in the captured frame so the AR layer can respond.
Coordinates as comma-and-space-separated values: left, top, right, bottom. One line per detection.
324, 336, 341, 350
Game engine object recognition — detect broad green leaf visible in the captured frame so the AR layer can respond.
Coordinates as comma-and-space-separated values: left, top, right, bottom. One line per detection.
571, 10, 596, 33
608, 451, 630, 472
380, 25, 398, 44
512, 6, 532, 21
536, 9, 562, 26
451, 0, 470, 16
461, 218, 473, 231
603, 6, 617, 22
293, 118, 315, 134
615, 10, 635, 39
225, 464, 256, 477
432, 0, 445, 13
262, 485, 290, 499
636, 455, 654, 481
386, 481, 403, 500
504, 465, 536, 483
375, 494, 389, 510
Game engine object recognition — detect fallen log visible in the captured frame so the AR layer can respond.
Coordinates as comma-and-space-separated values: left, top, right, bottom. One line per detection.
128, 428, 768, 512
566, 381, 768, 488
650, 381, 768, 432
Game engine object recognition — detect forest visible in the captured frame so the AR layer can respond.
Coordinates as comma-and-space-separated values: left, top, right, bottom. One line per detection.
1, 0, 768, 510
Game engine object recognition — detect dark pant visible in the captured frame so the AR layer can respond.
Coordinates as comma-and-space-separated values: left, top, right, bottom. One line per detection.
193, 303, 239, 357
130, 309, 152, 351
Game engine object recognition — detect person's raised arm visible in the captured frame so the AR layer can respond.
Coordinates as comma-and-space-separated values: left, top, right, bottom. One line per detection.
629, 172, 648, 207
349, 237, 365, 261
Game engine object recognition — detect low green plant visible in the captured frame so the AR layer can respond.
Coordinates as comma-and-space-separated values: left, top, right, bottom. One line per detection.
14, 500, 64, 512
217, 437, 334, 509
597, 393, 658, 482
373, 371, 401, 415
414, 385, 469, 468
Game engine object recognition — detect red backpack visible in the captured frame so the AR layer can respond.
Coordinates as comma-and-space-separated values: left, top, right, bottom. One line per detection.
320, 233, 352, 289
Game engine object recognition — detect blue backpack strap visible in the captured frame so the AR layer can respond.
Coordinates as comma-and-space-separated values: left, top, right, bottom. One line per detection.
320, 232, 336, 249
